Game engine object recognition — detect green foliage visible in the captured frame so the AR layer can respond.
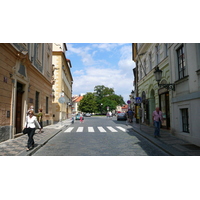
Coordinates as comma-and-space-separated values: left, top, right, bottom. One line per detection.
94, 85, 125, 113
78, 92, 98, 113
78, 85, 125, 113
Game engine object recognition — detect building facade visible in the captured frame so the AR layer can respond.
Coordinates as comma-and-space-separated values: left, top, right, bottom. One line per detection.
133, 43, 171, 128
72, 95, 83, 114
169, 43, 200, 146
0, 43, 53, 143
52, 43, 73, 122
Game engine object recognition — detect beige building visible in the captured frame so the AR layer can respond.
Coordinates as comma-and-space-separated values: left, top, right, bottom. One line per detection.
52, 43, 73, 122
0, 43, 53, 143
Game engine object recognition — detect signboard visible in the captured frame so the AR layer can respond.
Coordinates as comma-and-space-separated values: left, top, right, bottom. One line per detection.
58, 96, 66, 104
135, 97, 142, 104
127, 100, 131, 104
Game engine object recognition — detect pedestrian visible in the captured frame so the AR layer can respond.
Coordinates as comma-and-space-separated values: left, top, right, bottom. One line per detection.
27, 105, 34, 115
71, 113, 75, 124
127, 109, 134, 123
80, 113, 84, 123
25, 110, 41, 151
109, 111, 112, 119
106, 111, 109, 118
152, 107, 163, 138
37, 108, 43, 133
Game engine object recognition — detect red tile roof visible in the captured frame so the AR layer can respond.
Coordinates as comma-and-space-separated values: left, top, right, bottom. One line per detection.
73, 96, 83, 102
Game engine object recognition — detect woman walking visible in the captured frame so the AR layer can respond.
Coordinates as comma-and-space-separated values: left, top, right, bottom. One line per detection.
37, 108, 43, 133
25, 110, 41, 151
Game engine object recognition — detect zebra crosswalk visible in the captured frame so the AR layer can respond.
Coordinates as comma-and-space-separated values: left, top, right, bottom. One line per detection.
64, 126, 128, 133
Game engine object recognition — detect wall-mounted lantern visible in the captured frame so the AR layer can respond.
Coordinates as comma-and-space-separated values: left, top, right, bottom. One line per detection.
154, 67, 175, 91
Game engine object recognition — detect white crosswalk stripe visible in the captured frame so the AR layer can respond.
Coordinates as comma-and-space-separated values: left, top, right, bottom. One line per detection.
107, 126, 117, 132
97, 127, 106, 132
64, 127, 74, 132
65, 126, 127, 133
76, 127, 84, 132
116, 126, 127, 132
88, 127, 94, 132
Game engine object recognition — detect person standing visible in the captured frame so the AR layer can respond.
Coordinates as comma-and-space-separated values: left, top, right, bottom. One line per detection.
127, 109, 134, 123
37, 108, 43, 133
80, 113, 84, 123
152, 107, 163, 138
25, 110, 41, 151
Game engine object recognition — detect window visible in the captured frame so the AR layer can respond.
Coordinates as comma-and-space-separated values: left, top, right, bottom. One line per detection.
165, 43, 169, 57
46, 97, 49, 114
144, 59, 147, 74
139, 65, 142, 80
155, 44, 160, 65
177, 45, 186, 79
181, 108, 189, 133
149, 53, 152, 71
35, 91, 40, 112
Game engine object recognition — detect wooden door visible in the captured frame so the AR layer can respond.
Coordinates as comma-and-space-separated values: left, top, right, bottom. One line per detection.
15, 82, 24, 133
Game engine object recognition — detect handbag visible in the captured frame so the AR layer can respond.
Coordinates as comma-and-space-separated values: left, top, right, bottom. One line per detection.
23, 122, 28, 134
23, 128, 28, 134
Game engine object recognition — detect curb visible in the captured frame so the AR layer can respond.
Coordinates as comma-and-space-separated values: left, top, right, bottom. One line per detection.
131, 126, 187, 156
17, 124, 69, 156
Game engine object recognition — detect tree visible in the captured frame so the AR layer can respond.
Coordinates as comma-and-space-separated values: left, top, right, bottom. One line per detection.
94, 85, 125, 113
78, 92, 97, 113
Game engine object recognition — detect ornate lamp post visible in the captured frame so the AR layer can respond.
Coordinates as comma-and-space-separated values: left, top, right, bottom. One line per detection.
154, 67, 175, 91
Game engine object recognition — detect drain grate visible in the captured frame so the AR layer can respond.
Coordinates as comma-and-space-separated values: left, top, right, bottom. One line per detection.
181, 144, 200, 150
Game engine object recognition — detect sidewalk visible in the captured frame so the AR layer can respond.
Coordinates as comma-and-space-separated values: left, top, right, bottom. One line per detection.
130, 120, 200, 156
0, 119, 72, 156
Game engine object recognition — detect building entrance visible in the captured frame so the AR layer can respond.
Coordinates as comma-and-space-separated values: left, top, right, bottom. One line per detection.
15, 82, 24, 134
159, 91, 170, 129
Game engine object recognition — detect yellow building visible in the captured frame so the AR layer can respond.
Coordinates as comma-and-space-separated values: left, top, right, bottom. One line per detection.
52, 43, 73, 122
0, 43, 53, 143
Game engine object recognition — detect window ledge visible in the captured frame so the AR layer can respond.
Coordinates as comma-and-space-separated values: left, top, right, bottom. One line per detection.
196, 69, 200, 75
175, 75, 189, 85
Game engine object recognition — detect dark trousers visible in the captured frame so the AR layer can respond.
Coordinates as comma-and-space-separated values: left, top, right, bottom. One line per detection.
154, 121, 161, 136
27, 128, 35, 148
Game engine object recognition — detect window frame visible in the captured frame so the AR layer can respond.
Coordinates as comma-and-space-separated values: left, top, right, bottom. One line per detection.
35, 91, 40, 113
177, 45, 186, 80
180, 108, 189, 133
46, 96, 49, 114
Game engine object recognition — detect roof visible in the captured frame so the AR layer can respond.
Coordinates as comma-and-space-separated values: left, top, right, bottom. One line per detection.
73, 96, 83, 102
121, 104, 128, 109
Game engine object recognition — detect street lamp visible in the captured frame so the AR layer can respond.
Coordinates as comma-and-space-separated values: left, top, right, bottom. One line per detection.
154, 66, 175, 91
100, 103, 103, 114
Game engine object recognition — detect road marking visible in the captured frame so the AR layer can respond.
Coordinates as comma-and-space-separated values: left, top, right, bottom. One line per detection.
64, 127, 74, 132
88, 127, 94, 132
107, 126, 117, 132
76, 127, 84, 132
97, 127, 106, 132
116, 126, 127, 132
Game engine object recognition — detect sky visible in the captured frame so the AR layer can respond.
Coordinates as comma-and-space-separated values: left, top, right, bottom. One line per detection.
66, 43, 135, 102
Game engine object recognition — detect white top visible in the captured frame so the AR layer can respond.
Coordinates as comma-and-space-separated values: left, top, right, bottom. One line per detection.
25, 116, 41, 129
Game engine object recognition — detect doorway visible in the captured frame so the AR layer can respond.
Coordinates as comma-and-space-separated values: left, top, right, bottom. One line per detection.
15, 82, 24, 133
159, 92, 170, 129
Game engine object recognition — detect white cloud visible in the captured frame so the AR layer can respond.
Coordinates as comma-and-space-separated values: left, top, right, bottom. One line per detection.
68, 43, 135, 101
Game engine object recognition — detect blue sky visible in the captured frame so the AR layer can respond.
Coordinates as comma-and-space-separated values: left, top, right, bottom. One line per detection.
66, 43, 135, 102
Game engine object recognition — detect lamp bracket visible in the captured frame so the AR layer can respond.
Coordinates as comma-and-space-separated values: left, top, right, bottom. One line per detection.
158, 83, 175, 91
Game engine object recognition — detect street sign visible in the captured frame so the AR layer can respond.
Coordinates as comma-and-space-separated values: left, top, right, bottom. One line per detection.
127, 100, 131, 104
135, 97, 142, 104
58, 96, 66, 104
